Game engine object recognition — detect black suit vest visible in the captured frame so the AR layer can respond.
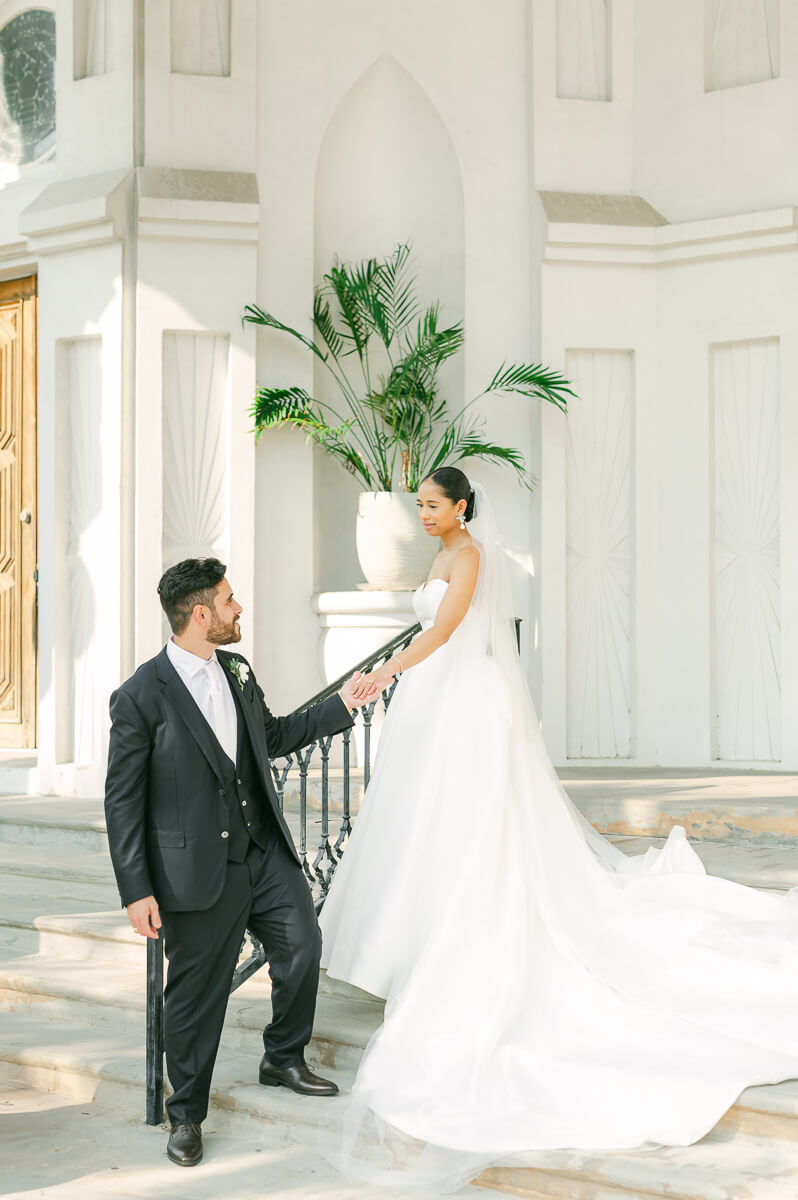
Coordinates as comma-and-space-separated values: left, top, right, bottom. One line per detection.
216, 675, 276, 862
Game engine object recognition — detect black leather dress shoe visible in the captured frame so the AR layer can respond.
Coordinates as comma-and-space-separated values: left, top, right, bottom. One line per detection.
167, 1121, 203, 1166
258, 1053, 339, 1096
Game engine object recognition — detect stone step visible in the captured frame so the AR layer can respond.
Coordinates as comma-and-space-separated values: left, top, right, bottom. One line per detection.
7, 946, 798, 1149
563, 768, 798, 847
0, 949, 382, 1071
474, 1127, 798, 1199
2, 1007, 798, 1200
610, 836, 798, 892
10, 828, 796, 899
0, 839, 116, 886
0, 1008, 363, 1139
0, 899, 367, 1010
0, 879, 149, 965
0, 793, 346, 858
0, 795, 109, 853
5, 773, 798, 862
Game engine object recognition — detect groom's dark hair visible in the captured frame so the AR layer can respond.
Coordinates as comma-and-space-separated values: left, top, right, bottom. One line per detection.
158, 557, 227, 634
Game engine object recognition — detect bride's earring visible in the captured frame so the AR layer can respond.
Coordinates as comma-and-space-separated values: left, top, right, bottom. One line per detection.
458, 511, 466, 531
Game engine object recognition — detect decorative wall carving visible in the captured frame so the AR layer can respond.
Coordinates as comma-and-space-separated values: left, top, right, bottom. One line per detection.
557, 0, 611, 101
170, 0, 231, 77
162, 332, 230, 569
712, 337, 780, 761
565, 349, 634, 758
73, 0, 112, 80
63, 338, 103, 765
705, 0, 779, 91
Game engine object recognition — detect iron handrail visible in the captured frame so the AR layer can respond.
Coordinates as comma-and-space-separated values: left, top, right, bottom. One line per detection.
293, 616, 521, 713
288, 621, 422, 711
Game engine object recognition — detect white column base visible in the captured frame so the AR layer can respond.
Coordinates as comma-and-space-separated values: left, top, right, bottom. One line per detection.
313, 591, 419, 686
313, 591, 419, 769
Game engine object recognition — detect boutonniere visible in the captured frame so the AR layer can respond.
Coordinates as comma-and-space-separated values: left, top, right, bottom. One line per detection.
227, 657, 250, 691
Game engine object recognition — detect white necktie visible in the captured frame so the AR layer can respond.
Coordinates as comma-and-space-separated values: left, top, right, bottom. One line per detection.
205, 660, 237, 766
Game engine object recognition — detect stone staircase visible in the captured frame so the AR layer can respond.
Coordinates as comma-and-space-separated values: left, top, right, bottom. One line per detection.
2, 776, 798, 1198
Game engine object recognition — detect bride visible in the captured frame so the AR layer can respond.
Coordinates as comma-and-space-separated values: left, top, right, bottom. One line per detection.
318, 466, 798, 1190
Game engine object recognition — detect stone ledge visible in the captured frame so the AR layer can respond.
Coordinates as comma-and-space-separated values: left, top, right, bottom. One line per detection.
540, 191, 669, 227
137, 166, 260, 242
18, 168, 131, 255
545, 205, 798, 267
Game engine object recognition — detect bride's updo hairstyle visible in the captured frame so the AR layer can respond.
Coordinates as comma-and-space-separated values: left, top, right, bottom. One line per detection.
423, 466, 476, 522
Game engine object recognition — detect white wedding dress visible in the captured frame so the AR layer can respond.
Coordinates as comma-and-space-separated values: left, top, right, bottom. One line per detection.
319, 484, 798, 1191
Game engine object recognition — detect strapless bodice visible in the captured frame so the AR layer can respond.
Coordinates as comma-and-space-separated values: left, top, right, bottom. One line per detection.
412, 578, 449, 629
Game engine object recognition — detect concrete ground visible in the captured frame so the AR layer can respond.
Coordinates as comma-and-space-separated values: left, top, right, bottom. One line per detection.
0, 1079, 458, 1200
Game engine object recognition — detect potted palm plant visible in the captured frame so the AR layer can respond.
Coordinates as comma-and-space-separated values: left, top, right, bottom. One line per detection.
244, 244, 573, 588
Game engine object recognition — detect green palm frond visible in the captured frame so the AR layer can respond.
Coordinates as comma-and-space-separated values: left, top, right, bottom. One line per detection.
242, 305, 324, 361
373, 243, 418, 343
380, 307, 463, 400
408, 307, 464, 371
312, 293, 344, 360
250, 389, 373, 487
321, 260, 376, 360
319, 248, 419, 356
484, 361, 574, 413
249, 386, 319, 436
423, 418, 533, 488
308, 419, 373, 488
368, 391, 439, 442
451, 433, 532, 487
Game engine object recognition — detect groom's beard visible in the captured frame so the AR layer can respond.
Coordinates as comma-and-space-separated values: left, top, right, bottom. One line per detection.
206, 613, 241, 646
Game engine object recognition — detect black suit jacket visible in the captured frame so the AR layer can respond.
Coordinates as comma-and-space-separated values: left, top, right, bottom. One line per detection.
104, 647, 354, 911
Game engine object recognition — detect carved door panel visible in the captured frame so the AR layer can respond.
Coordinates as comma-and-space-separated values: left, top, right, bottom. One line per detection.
0, 276, 37, 748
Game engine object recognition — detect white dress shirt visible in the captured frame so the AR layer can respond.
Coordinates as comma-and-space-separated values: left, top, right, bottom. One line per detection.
166, 638, 238, 765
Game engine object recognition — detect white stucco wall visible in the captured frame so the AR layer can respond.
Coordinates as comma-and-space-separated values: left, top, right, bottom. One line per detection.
542, 211, 798, 766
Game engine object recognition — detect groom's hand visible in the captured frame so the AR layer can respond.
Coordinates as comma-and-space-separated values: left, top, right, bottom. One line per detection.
127, 895, 162, 939
338, 671, 371, 712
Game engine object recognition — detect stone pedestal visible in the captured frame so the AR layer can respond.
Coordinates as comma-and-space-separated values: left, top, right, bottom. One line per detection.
313, 590, 419, 686
313, 590, 419, 769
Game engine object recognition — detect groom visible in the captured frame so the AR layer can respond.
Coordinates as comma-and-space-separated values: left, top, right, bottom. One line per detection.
104, 558, 360, 1167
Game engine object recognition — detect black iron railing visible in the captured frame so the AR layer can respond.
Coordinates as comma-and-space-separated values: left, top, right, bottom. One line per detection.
145, 616, 522, 1123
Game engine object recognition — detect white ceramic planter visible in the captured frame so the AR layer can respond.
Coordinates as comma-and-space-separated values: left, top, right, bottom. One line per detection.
356, 491, 436, 589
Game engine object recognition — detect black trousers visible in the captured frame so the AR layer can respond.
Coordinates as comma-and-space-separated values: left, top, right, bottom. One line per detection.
159, 834, 321, 1125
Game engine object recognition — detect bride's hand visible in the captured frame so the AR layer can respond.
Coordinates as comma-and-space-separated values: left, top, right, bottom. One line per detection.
339, 671, 369, 711
350, 663, 396, 702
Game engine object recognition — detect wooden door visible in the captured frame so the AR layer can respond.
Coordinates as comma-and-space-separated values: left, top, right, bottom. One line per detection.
0, 276, 37, 748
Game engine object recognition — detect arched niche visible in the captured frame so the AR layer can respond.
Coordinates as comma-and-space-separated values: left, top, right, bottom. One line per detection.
313, 55, 465, 591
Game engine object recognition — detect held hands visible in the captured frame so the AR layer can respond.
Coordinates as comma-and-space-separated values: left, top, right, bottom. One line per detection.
338, 671, 372, 712
339, 657, 404, 709
127, 895, 161, 939
350, 658, 401, 703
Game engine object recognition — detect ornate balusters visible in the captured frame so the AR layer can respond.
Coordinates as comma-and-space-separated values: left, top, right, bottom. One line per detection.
362, 699, 377, 791
335, 725, 352, 855
231, 930, 267, 992
311, 734, 337, 897
297, 743, 316, 886
270, 754, 294, 812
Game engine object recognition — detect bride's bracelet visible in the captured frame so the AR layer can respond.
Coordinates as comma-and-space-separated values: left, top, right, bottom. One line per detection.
388, 654, 404, 676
